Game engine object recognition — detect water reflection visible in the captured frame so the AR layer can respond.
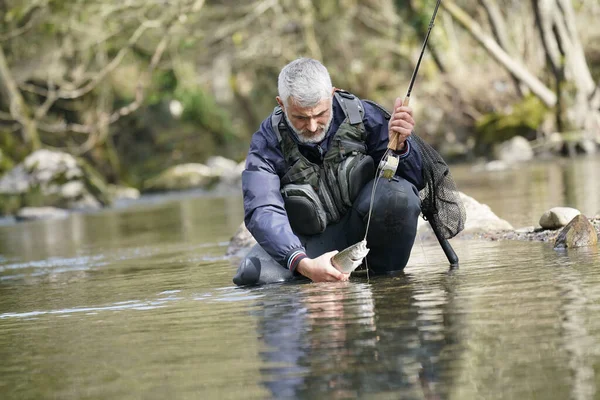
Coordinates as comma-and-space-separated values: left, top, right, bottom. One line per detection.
256, 270, 463, 399
552, 247, 600, 400
0, 157, 599, 399
0, 195, 243, 281
452, 155, 600, 227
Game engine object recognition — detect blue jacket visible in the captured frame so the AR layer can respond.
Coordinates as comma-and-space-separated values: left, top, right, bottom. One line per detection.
242, 94, 424, 272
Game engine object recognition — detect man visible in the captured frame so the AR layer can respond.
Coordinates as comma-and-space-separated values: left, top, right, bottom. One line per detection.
233, 58, 424, 286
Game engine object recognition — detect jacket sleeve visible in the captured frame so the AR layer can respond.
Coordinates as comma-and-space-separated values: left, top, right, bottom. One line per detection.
242, 118, 308, 272
361, 100, 425, 190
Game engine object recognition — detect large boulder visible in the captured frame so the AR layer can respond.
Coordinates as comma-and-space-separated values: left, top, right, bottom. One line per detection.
493, 136, 534, 163
0, 149, 111, 215
554, 214, 598, 249
142, 157, 245, 193
107, 184, 141, 201
539, 207, 581, 230
205, 156, 245, 185
226, 191, 514, 257
143, 163, 219, 192
417, 192, 513, 239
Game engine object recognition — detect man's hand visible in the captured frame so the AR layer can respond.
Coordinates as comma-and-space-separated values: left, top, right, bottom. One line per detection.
388, 97, 415, 151
296, 251, 350, 283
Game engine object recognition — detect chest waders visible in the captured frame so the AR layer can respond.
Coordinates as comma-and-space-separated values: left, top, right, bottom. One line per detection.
271, 91, 375, 236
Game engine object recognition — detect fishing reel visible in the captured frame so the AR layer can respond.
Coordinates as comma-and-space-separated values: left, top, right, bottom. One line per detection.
378, 152, 399, 180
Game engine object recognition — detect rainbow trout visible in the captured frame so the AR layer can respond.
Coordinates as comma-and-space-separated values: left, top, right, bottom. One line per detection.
331, 239, 370, 273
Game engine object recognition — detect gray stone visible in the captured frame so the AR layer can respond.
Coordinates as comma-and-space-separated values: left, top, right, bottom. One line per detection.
205, 156, 238, 173
226, 222, 257, 258
206, 156, 243, 185
227, 191, 514, 257
578, 139, 597, 155
0, 150, 110, 215
108, 185, 140, 201
143, 163, 219, 192
61, 181, 85, 199
539, 207, 581, 230
554, 214, 598, 249
450, 192, 513, 234
493, 136, 534, 163
69, 193, 102, 210
16, 207, 70, 221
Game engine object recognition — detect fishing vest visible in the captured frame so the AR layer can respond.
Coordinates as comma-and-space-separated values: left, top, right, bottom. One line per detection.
271, 91, 375, 235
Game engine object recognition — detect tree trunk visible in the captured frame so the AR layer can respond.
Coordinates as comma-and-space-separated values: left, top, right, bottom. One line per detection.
480, 0, 528, 96
531, 0, 566, 131
441, 0, 557, 108
0, 46, 41, 150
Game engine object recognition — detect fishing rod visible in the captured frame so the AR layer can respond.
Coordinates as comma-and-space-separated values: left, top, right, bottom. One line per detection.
376, 0, 460, 268
388, 0, 441, 150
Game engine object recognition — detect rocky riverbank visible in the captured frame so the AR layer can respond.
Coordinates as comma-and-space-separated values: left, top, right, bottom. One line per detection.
468, 217, 600, 243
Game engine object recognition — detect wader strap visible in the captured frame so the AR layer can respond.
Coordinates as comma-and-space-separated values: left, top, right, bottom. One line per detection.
334, 91, 363, 125
270, 107, 284, 143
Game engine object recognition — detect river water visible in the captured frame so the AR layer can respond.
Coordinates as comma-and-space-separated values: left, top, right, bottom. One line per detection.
1, 156, 599, 399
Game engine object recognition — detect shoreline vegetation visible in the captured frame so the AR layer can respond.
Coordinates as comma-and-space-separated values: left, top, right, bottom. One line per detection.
1, 1, 599, 191
1, 1, 599, 252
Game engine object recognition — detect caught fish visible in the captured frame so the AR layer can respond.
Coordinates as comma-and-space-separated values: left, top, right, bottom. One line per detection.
331, 239, 370, 273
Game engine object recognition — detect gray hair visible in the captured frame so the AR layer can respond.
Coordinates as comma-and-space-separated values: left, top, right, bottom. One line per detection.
278, 58, 333, 108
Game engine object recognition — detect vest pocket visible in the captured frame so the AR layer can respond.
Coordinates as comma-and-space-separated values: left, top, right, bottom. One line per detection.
338, 154, 374, 207
281, 183, 328, 235
349, 155, 374, 202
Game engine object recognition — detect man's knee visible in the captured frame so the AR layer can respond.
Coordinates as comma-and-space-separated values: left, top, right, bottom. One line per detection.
370, 178, 421, 232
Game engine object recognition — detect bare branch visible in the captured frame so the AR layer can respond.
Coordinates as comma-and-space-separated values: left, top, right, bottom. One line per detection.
479, 0, 528, 96
34, 77, 58, 119
109, 30, 171, 123
18, 20, 163, 101
0, 3, 44, 42
0, 13, 38, 42
38, 120, 93, 134
108, 0, 206, 124
0, 110, 15, 121
207, 0, 278, 47
442, 0, 557, 107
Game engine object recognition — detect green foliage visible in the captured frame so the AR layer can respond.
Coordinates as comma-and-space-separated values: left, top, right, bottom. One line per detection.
176, 88, 236, 143
475, 96, 549, 151
0, 149, 14, 176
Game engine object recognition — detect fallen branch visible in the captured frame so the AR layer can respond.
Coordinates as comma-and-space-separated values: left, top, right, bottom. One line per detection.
442, 0, 557, 107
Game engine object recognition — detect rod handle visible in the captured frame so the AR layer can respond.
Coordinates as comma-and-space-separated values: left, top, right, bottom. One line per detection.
387, 95, 411, 151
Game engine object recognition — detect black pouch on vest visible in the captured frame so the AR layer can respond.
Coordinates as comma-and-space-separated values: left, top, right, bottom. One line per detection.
281, 183, 328, 235
338, 154, 374, 207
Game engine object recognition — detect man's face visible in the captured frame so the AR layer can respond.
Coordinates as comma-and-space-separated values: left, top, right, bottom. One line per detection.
278, 97, 333, 144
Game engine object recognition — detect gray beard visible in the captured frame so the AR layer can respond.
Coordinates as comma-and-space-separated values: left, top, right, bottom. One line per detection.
284, 110, 333, 144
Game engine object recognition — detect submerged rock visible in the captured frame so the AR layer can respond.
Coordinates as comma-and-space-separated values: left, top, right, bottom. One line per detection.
554, 214, 598, 249
539, 207, 581, 230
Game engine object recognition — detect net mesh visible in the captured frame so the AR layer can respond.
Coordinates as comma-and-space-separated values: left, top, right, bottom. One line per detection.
365, 100, 466, 239
412, 133, 466, 239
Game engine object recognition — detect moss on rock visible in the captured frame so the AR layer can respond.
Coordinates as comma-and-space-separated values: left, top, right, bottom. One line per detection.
475, 96, 549, 154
